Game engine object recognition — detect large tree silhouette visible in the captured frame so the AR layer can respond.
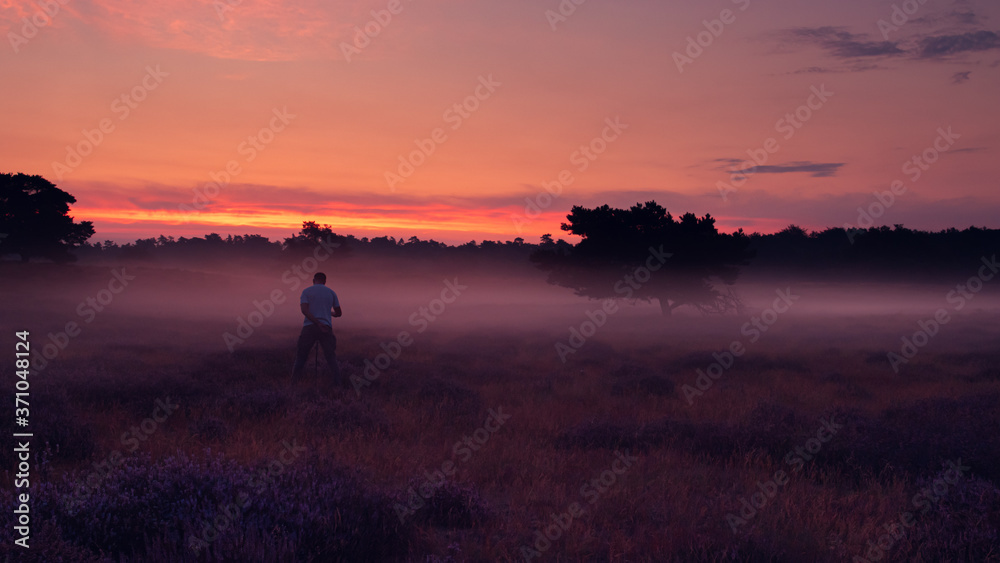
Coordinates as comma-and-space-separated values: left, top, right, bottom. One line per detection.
531, 201, 753, 315
283, 221, 350, 256
0, 173, 94, 262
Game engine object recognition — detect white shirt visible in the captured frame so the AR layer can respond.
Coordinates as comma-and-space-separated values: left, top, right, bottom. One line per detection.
300, 283, 339, 327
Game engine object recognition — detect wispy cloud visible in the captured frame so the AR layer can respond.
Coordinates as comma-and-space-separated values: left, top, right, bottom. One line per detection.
917, 30, 1000, 58
726, 161, 845, 178
0, 0, 379, 61
951, 70, 972, 84
912, 9, 986, 30
774, 18, 1000, 71
780, 27, 905, 59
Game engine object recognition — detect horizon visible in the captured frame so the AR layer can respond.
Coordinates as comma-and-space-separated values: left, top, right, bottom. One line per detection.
76, 218, 1000, 248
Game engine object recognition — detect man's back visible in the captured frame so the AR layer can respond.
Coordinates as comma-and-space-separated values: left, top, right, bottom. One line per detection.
300, 283, 339, 327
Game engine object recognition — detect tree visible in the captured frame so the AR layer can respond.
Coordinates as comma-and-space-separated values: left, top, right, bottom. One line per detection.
531, 201, 753, 316
283, 221, 348, 256
0, 173, 94, 262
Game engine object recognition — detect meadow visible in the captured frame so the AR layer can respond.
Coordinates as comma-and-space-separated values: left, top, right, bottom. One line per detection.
1, 257, 999, 562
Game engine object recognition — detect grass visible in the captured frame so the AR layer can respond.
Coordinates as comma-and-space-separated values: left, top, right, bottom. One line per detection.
1, 262, 999, 561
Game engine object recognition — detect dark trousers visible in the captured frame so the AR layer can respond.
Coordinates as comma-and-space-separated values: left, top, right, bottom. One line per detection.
292, 324, 341, 380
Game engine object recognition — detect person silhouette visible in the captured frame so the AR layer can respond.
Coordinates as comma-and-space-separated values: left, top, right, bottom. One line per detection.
291, 272, 342, 382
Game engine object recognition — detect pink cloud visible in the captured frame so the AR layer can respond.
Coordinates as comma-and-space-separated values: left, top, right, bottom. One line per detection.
2, 0, 417, 60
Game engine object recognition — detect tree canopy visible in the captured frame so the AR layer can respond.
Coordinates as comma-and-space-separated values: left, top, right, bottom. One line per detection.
531, 201, 754, 315
0, 173, 94, 262
283, 221, 351, 256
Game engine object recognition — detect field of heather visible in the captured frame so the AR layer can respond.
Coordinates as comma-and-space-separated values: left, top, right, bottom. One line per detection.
2, 260, 1000, 562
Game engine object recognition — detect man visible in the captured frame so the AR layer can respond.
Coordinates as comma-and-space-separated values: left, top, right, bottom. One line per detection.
292, 272, 342, 382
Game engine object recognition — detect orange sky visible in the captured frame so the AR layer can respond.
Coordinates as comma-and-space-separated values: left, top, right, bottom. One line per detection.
2, 0, 999, 244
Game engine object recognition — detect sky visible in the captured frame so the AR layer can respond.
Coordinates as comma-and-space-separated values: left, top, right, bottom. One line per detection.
2, 0, 998, 245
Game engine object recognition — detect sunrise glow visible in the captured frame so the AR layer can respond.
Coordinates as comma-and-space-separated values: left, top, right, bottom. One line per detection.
4, 0, 998, 243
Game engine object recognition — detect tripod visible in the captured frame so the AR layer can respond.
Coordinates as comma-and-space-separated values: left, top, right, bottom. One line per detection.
312, 342, 323, 380
292, 325, 340, 385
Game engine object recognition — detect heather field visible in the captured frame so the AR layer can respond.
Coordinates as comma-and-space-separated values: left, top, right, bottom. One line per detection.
2, 259, 1000, 562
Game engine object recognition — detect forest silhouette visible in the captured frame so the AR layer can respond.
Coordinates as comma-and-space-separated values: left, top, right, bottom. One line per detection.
4, 172, 1000, 315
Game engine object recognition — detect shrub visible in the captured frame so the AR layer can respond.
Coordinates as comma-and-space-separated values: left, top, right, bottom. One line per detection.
401, 479, 491, 528
894, 472, 1000, 561
0, 451, 411, 562
188, 417, 230, 441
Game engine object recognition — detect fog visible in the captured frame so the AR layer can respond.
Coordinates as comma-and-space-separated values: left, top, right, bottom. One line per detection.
4, 255, 998, 372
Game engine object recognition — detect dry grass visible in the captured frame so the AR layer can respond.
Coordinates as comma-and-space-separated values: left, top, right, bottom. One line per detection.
2, 263, 999, 561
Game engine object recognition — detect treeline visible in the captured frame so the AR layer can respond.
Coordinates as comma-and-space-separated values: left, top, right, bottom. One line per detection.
74, 222, 568, 262
748, 224, 1000, 278
72, 221, 998, 278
